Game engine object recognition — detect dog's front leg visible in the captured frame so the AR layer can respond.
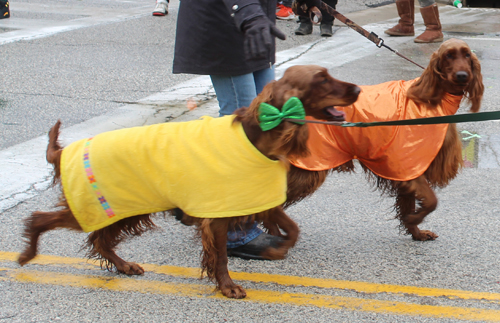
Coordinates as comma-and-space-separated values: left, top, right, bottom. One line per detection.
397, 176, 439, 241
260, 206, 299, 260
204, 219, 246, 299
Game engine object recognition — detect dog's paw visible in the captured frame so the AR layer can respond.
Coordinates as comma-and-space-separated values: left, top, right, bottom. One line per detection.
220, 284, 247, 299
413, 230, 438, 241
119, 262, 145, 275
18, 251, 36, 266
260, 247, 287, 260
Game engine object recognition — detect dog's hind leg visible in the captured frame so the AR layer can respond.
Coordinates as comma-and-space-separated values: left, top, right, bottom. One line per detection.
200, 218, 246, 299
85, 214, 155, 275
396, 176, 438, 241
260, 206, 299, 260
18, 207, 82, 266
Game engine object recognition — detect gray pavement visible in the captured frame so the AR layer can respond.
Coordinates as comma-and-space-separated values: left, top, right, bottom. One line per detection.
1, 0, 500, 322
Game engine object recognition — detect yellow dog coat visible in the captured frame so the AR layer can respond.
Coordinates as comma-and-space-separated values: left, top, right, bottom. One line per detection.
61, 115, 287, 232
291, 79, 463, 181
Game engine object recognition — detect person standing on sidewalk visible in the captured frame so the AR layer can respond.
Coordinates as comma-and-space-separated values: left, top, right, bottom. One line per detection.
152, 0, 168, 16
172, 0, 289, 259
295, 0, 337, 37
384, 0, 443, 43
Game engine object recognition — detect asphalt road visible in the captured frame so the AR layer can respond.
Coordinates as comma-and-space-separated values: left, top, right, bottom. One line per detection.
1, 0, 500, 322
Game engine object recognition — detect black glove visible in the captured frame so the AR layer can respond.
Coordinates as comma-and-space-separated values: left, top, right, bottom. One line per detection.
242, 15, 286, 61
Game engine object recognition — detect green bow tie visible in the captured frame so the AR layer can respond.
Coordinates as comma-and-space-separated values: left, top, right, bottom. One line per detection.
258, 97, 306, 131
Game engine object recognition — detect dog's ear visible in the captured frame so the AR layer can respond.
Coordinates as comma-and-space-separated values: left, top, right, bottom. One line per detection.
407, 52, 443, 106
283, 88, 304, 104
466, 52, 484, 112
270, 121, 310, 162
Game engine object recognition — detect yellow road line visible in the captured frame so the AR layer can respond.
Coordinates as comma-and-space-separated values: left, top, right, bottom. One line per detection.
2, 251, 500, 303
1, 267, 500, 322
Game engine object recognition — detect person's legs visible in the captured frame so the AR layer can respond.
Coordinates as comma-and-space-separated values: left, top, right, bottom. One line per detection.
319, 0, 337, 37
295, 16, 313, 35
210, 74, 258, 116
210, 67, 282, 257
415, 0, 443, 43
384, 0, 415, 36
253, 66, 275, 95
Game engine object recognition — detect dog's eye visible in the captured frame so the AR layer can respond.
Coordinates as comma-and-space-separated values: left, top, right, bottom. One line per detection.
446, 53, 453, 59
321, 78, 328, 84
465, 53, 471, 58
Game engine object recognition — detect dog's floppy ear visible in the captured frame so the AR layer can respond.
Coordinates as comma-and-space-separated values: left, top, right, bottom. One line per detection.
407, 52, 443, 106
283, 88, 304, 103
465, 52, 484, 112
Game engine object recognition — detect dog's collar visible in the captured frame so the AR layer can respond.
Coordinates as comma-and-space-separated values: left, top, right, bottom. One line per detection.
258, 97, 306, 131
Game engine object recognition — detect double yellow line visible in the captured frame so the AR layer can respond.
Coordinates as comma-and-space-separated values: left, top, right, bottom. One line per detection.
1, 251, 500, 321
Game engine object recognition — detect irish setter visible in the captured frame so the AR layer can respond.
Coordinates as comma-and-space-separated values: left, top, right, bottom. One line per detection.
285, 39, 484, 241
18, 65, 361, 299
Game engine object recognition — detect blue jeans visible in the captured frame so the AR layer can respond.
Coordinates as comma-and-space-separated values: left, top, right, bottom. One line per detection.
210, 66, 275, 248
210, 67, 275, 117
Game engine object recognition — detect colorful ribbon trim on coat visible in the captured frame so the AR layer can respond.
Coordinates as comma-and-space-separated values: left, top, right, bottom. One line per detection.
259, 97, 306, 131
83, 138, 116, 218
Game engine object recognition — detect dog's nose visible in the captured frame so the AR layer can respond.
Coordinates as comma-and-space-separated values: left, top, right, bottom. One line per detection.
351, 86, 361, 96
456, 71, 469, 83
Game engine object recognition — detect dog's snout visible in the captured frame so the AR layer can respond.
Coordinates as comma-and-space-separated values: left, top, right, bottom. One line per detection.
456, 71, 469, 83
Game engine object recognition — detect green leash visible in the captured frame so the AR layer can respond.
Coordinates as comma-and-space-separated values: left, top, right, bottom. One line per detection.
285, 111, 500, 127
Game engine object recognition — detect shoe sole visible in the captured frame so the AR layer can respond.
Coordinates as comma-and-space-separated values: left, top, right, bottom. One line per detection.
152, 12, 167, 16
414, 38, 443, 43
227, 250, 267, 260
384, 31, 415, 36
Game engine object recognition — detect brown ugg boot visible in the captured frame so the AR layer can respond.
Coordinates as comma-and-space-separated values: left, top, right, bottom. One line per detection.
385, 0, 414, 36
414, 4, 443, 43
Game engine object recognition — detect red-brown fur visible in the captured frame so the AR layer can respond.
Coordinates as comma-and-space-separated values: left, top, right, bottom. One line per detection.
18, 65, 360, 299
284, 39, 484, 241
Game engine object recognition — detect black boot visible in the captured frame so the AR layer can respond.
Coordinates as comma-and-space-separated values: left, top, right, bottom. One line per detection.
0, 0, 9, 19
295, 22, 312, 35
320, 24, 333, 37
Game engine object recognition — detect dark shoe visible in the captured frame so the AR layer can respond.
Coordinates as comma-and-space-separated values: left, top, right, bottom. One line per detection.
295, 22, 312, 35
0, 0, 9, 19
320, 24, 333, 37
227, 232, 283, 260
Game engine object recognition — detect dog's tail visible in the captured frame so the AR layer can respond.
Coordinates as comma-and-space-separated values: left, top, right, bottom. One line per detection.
46, 120, 63, 185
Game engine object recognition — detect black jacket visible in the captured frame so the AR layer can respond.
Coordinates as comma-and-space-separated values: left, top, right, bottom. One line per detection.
173, 0, 277, 76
